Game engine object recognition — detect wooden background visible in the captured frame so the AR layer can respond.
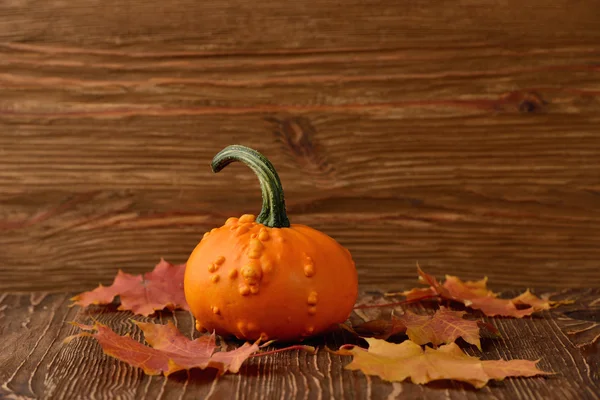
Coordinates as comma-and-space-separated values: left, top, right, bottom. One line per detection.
1, 0, 600, 292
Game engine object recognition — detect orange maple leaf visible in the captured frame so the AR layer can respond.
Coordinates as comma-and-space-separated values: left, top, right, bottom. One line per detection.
71, 259, 189, 316
348, 308, 499, 349
395, 267, 569, 318
340, 338, 551, 388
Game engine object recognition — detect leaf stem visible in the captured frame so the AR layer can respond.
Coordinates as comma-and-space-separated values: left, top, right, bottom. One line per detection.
353, 294, 440, 310
251, 345, 316, 357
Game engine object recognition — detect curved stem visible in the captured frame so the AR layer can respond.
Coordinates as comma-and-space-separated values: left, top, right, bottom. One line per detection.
211, 145, 290, 228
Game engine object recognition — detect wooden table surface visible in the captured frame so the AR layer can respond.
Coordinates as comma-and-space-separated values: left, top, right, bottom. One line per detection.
1, 288, 599, 400
1, 0, 599, 398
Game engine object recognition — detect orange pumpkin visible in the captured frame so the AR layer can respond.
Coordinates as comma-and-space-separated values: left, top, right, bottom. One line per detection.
184, 145, 358, 342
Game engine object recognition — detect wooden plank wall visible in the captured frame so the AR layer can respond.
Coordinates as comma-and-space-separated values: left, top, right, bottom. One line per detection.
0, 0, 599, 291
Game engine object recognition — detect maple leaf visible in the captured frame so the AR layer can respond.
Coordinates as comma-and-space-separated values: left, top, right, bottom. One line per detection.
393, 267, 568, 318
66, 320, 255, 375
340, 338, 551, 388
66, 320, 315, 376
402, 287, 437, 302
399, 308, 497, 350
348, 308, 500, 349
71, 259, 188, 316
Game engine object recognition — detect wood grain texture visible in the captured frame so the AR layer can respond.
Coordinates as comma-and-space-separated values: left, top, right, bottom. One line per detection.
1, 0, 600, 291
1, 290, 599, 399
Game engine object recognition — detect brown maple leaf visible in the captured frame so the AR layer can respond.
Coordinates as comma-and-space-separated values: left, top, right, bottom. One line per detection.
392, 267, 568, 318
71, 259, 188, 316
66, 320, 315, 376
347, 308, 499, 349
340, 338, 551, 388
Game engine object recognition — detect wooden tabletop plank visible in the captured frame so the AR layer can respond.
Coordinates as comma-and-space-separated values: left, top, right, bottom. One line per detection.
1, 289, 599, 399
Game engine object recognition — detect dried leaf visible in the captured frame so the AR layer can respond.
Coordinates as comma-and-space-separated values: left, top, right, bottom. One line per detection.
349, 308, 499, 349
341, 338, 551, 388
402, 287, 437, 302
476, 321, 502, 339
511, 289, 572, 310
66, 321, 314, 376
400, 308, 489, 350
395, 267, 568, 318
71, 259, 188, 316
67, 321, 258, 376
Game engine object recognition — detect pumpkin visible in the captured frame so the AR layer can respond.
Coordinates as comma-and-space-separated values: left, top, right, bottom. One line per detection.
184, 145, 358, 342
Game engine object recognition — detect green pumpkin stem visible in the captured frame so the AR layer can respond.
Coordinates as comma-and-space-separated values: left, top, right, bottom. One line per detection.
211, 145, 291, 228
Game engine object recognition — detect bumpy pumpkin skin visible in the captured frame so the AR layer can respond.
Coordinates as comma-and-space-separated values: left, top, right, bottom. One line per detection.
184, 214, 358, 342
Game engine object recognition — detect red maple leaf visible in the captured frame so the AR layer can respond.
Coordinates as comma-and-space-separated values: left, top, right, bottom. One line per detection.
395, 267, 568, 318
66, 320, 315, 376
71, 259, 188, 316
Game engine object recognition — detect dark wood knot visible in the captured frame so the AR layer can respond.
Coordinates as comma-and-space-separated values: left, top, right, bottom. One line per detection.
266, 116, 337, 185
499, 91, 547, 113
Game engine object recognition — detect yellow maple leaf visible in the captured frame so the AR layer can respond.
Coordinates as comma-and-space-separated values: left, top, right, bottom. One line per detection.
341, 338, 551, 388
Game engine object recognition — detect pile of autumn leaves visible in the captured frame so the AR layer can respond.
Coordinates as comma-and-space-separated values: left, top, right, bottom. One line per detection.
69, 260, 566, 388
